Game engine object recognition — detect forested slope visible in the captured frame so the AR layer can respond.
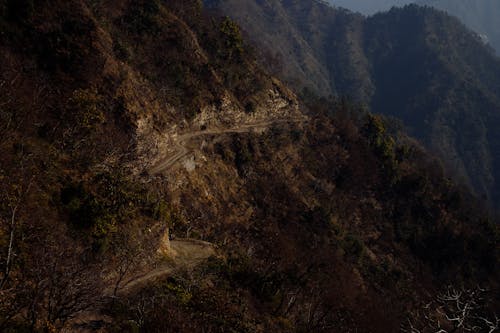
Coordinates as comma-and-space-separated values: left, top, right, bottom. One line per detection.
207, 0, 500, 209
0, 0, 498, 332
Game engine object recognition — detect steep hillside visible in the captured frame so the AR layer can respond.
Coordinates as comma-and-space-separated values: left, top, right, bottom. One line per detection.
0, 0, 297, 330
206, 0, 333, 97
205, 0, 374, 101
0, 1, 498, 332
108, 99, 500, 333
207, 0, 500, 209
364, 5, 500, 205
417, 0, 500, 54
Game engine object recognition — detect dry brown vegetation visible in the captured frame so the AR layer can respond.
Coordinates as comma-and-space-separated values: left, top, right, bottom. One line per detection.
0, 0, 498, 332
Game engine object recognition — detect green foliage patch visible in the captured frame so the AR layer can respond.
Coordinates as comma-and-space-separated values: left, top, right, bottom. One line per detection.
362, 114, 397, 172
60, 172, 164, 249
219, 17, 244, 60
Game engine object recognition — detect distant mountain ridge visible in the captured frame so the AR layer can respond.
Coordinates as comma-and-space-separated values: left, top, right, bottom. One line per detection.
327, 0, 413, 15
327, 0, 500, 54
416, 0, 500, 54
207, 0, 500, 209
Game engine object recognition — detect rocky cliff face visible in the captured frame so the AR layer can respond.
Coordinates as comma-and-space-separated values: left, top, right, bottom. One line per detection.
134, 77, 301, 175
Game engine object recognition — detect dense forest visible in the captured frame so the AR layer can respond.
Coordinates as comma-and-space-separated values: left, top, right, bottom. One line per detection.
0, 0, 498, 332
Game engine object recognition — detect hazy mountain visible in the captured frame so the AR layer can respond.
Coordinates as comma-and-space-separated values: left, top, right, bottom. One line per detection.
327, 0, 413, 15
328, 0, 500, 54
207, 0, 500, 208
417, 0, 500, 54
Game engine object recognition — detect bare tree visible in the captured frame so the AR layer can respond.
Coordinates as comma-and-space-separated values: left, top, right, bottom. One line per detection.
23, 245, 103, 330
0, 177, 33, 289
402, 286, 499, 333
110, 234, 145, 301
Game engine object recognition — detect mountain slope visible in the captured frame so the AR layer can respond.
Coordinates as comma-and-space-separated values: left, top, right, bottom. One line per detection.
206, 0, 374, 101
417, 0, 500, 54
0, 0, 498, 332
327, 0, 500, 54
207, 0, 500, 209
364, 5, 500, 203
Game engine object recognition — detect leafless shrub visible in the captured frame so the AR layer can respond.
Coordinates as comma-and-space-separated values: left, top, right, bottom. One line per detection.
402, 286, 499, 333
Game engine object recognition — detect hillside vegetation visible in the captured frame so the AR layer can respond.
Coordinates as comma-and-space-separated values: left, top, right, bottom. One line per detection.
0, 0, 498, 332
207, 0, 500, 210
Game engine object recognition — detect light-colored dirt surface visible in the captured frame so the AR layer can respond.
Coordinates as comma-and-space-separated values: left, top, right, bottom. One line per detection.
148, 118, 307, 174
68, 118, 307, 331
66, 238, 215, 332
118, 238, 216, 293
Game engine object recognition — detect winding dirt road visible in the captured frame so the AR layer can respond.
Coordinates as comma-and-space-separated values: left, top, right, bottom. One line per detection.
69, 118, 307, 331
118, 238, 216, 293
67, 239, 216, 332
148, 117, 306, 175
